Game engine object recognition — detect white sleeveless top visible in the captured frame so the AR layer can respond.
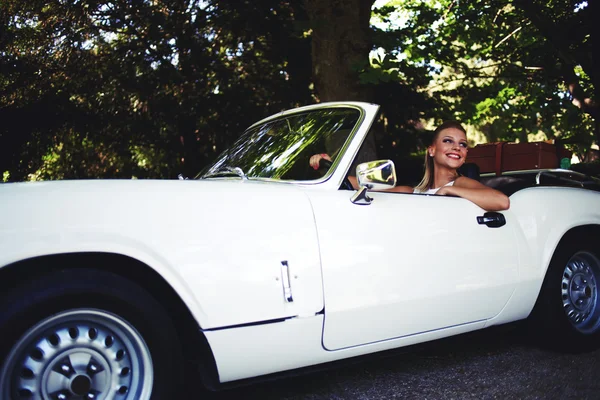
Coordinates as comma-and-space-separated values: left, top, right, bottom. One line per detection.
414, 180, 455, 195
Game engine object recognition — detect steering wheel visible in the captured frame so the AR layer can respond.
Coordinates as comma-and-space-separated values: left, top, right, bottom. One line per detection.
319, 158, 332, 169
319, 158, 354, 190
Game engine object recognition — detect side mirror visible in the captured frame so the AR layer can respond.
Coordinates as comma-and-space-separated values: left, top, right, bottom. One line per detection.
356, 160, 397, 189
351, 160, 397, 205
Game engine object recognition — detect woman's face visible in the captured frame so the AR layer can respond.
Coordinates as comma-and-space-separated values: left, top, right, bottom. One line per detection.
429, 127, 468, 170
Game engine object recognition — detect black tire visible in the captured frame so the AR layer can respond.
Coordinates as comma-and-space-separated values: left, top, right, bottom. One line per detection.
0, 268, 185, 399
530, 236, 600, 352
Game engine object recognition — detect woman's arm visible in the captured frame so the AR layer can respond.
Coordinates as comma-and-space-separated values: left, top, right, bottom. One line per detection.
384, 185, 414, 193
436, 176, 510, 211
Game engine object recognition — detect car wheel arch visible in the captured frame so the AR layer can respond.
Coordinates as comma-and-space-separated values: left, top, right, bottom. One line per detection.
539, 224, 600, 276
550, 224, 600, 262
0, 252, 221, 391
526, 224, 600, 317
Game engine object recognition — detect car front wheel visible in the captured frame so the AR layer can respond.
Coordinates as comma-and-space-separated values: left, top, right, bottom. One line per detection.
0, 268, 184, 399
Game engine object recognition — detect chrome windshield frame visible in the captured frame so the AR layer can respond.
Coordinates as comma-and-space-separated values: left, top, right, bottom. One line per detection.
199, 102, 380, 190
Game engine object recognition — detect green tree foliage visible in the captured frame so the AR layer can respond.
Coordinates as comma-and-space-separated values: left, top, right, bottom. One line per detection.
371, 0, 596, 159
0, 0, 312, 181
0, 0, 596, 181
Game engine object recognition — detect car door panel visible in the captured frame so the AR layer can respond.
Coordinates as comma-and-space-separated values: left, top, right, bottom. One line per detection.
306, 190, 520, 350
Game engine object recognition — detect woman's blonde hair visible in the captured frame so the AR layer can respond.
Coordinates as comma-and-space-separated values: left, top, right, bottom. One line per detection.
414, 120, 467, 192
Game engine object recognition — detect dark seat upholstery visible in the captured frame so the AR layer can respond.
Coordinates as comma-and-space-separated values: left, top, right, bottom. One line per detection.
458, 163, 480, 181
481, 176, 533, 196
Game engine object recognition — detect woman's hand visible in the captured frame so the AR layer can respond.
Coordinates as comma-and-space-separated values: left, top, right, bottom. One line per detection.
309, 153, 332, 170
435, 186, 452, 196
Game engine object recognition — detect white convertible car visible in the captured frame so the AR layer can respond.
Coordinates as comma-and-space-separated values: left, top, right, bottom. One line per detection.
1, 102, 600, 399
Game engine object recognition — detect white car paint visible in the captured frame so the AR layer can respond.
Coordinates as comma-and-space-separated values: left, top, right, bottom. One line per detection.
0, 179, 324, 329
482, 186, 600, 327
205, 314, 488, 382
306, 190, 520, 350
205, 184, 600, 383
1, 102, 600, 388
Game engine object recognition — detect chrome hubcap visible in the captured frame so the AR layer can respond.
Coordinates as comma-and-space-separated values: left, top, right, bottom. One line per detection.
562, 251, 600, 334
1, 309, 153, 400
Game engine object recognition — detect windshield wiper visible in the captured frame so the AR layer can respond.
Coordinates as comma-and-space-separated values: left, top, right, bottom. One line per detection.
202, 166, 248, 180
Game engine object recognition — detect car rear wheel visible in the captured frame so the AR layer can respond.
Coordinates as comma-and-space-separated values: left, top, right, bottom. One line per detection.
0, 268, 184, 399
560, 251, 600, 334
531, 238, 600, 351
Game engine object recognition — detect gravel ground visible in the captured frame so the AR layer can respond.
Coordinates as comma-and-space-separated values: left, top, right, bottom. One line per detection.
205, 325, 600, 400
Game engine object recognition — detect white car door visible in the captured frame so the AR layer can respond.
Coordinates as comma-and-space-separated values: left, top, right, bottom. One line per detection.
306, 190, 520, 350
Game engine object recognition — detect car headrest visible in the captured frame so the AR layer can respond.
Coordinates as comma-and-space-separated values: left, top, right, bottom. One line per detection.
459, 162, 480, 181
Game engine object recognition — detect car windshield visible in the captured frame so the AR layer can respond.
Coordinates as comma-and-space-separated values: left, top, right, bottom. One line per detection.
198, 107, 361, 181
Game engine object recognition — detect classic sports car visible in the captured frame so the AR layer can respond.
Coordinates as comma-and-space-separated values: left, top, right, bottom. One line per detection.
1, 102, 600, 399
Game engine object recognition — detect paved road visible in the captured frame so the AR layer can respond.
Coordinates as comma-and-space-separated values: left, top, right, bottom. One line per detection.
205, 325, 600, 399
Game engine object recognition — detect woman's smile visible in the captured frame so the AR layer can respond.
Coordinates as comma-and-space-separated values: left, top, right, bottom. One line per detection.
446, 152, 462, 159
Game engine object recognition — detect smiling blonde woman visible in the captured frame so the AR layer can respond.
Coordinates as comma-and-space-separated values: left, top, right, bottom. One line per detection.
412, 120, 510, 211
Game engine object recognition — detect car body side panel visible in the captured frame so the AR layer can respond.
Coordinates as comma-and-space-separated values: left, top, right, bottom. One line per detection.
0, 180, 324, 329
484, 186, 600, 327
305, 190, 520, 350
204, 315, 487, 383
206, 186, 600, 383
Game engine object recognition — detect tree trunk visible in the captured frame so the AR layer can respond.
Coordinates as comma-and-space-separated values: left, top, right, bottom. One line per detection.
304, 0, 375, 102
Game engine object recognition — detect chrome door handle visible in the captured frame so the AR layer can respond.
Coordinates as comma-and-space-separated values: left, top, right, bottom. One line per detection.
280, 261, 294, 302
477, 212, 506, 228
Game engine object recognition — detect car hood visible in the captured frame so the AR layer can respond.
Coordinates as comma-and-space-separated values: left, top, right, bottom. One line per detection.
0, 178, 309, 208
0, 178, 316, 255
